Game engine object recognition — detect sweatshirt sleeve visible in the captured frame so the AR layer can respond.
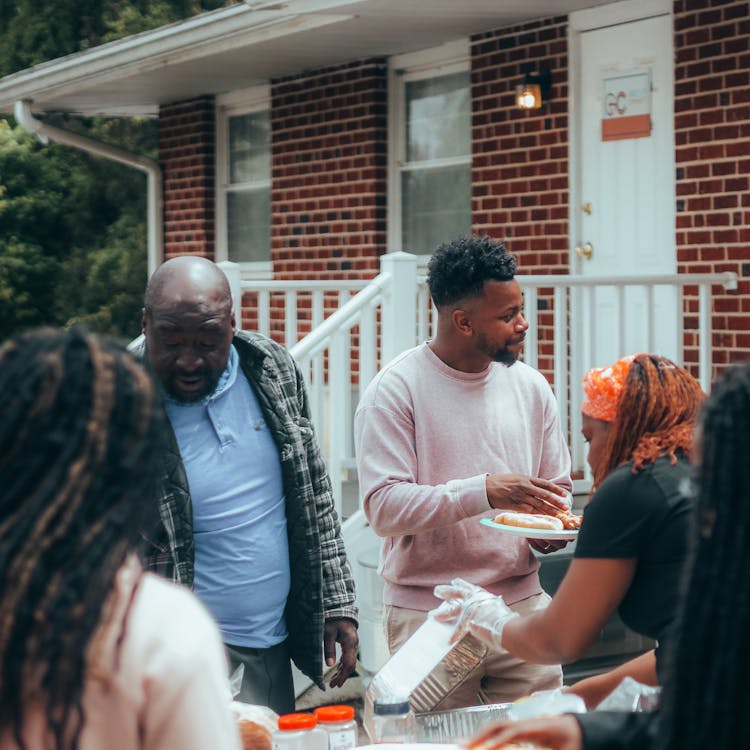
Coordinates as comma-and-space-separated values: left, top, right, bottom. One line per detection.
354, 398, 491, 537
140, 585, 241, 750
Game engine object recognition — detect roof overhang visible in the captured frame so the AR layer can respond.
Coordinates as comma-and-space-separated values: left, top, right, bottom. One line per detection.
0, 0, 614, 118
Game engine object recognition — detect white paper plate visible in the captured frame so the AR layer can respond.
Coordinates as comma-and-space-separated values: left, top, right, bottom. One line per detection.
480, 516, 579, 541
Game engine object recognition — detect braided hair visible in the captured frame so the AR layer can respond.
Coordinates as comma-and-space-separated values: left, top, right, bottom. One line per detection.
593, 354, 705, 488
0, 327, 167, 750
657, 362, 750, 750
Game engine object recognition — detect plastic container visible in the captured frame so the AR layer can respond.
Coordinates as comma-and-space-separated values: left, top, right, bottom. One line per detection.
363, 614, 489, 740
370, 699, 417, 743
313, 705, 357, 750
272, 713, 328, 750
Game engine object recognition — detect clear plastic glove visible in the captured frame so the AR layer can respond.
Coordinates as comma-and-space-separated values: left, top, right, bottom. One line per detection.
432, 578, 518, 649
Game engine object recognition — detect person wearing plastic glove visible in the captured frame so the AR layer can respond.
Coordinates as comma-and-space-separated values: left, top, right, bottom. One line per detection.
435, 354, 704, 712
456, 362, 750, 750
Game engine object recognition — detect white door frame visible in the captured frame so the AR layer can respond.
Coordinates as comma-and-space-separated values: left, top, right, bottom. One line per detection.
567, 0, 673, 276
566, 0, 673, 488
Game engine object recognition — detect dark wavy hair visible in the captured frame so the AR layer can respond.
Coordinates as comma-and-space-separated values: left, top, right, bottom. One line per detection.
593, 354, 705, 489
0, 327, 167, 750
427, 235, 517, 308
657, 362, 750, 750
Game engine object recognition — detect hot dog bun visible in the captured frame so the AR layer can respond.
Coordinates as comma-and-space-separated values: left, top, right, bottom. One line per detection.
494, 511, 564, 531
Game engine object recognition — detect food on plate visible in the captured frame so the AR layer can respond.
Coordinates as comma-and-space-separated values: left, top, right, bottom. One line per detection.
551, 507, 582, 530
497, 744, 552, 750
231, 702, 278, 750
494, 512, 564, 531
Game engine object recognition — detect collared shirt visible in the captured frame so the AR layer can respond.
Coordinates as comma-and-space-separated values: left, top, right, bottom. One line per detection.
139, 330, 358, 687
165, 345, 290, 648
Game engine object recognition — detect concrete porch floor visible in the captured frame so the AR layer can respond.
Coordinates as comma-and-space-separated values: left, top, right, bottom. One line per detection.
295, 662, 370, 744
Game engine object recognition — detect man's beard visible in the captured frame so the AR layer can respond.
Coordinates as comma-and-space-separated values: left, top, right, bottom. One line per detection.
165, 371, 221, 404
493, 348, 520, 367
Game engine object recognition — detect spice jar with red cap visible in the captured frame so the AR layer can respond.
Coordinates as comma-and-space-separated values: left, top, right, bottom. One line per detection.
313, 705, 357, 750
272, 712, 327, 750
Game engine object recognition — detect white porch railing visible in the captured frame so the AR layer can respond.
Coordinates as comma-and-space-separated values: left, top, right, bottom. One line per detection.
221, 257, 738, 512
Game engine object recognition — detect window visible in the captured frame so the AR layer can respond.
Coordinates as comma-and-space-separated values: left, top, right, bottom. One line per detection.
389, 42, 471, 257
216, 86, 271, 277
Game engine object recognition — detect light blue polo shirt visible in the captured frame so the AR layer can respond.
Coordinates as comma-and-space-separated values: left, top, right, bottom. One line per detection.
165, 345, 290, 648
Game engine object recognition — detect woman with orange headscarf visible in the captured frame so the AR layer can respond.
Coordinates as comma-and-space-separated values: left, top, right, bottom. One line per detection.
434, 353, 704, 708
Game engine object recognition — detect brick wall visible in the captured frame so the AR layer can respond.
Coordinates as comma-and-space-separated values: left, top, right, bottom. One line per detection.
674, 0, 750, 373
271, 59, 388, 279
158, 96, 216, 260
471, 17, 570, 378
239, 60, 389, 340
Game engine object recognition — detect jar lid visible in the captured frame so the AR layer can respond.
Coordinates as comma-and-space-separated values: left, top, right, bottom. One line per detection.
373, 700, 411, 715
314, 705, 355, 722
278, 713, 318, 730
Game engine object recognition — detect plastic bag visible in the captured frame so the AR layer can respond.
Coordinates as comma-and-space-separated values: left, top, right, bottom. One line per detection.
230, 663, 244, 700
594, 676, 661, 713
506, 688, 586, 721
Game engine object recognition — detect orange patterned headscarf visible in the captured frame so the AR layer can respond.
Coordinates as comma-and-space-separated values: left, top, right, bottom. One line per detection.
581, 354, 640, 422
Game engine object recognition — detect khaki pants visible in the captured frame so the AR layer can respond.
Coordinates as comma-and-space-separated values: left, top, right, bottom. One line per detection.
384, 592, 562, 710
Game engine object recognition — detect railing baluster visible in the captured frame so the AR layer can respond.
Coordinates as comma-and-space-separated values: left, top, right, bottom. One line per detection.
285, 290, 297, 347
328, 330, 347, 517
553, 286, 568, 441
523, 285, 538, 371
258, 289, 270, 338
359, 301, 377, 398
617, 285, 625, 356
699, 282, 711, 391
311, 291, 324, 435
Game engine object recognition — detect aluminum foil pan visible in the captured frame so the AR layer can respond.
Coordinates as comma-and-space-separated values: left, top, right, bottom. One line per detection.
415, 703, 512, 742
363, 616, 490, 741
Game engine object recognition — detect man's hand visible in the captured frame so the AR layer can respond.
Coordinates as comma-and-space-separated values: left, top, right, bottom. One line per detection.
528, 538, 569, 555
323, 617, 359, 688
486, 474, 570, 515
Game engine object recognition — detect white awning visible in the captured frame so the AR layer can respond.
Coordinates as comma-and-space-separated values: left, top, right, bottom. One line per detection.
0, 0, 614, 118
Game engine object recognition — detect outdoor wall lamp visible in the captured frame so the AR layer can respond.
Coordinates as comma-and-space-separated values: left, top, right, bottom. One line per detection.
515, 68, 552, 110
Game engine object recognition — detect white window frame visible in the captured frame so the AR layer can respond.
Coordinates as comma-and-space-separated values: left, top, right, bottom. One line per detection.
387, 39, 471, 262
215, 84, 272, 280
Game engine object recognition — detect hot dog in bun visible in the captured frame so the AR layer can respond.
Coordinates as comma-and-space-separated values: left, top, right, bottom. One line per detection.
494, 511, 564, 531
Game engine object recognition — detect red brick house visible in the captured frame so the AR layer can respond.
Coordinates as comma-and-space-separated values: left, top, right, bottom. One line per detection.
1, 0, 747, 682
1, 0, 747, 499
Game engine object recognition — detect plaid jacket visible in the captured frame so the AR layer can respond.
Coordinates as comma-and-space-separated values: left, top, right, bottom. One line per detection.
137, 331, 358, 687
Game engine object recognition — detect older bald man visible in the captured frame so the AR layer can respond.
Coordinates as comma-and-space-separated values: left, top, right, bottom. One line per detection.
137, 256, 358, 713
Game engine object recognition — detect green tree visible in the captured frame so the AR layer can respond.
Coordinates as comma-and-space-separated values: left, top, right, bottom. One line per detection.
0, 0, 234, 342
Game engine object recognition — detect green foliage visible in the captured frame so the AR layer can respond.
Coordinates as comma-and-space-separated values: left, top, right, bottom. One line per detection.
0, 0, 236, 342
0, 118, 151, 341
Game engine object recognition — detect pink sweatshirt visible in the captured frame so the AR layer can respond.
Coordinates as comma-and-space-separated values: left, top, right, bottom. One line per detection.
354, 343, 572, 611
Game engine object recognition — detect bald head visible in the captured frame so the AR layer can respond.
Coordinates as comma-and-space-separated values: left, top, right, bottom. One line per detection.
144, 255, 232, 314
142, 256, 235, 403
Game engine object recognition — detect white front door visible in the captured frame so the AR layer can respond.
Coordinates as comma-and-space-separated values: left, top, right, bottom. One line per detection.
569, 2, 675, 479
573, 8, 676, 366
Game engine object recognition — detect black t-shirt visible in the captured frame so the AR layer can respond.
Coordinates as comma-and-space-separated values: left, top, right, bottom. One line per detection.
574, 453, 692, 666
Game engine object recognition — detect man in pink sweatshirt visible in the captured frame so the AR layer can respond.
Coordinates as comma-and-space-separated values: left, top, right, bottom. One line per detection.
354, 235, 573, 708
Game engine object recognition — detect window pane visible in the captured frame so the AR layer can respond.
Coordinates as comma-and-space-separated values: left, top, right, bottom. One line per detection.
406, 72, 470, 162
227, 189, 271, 263
401, 164, 471, 255
229, 111, 270, 184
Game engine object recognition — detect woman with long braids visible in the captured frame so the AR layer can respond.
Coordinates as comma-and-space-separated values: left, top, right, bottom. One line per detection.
0, 327, 240, 750
434, 354, 704, 709
656, 361, 750, 750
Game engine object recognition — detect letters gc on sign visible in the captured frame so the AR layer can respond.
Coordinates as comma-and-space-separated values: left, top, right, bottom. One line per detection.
601, 70, 652, 141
